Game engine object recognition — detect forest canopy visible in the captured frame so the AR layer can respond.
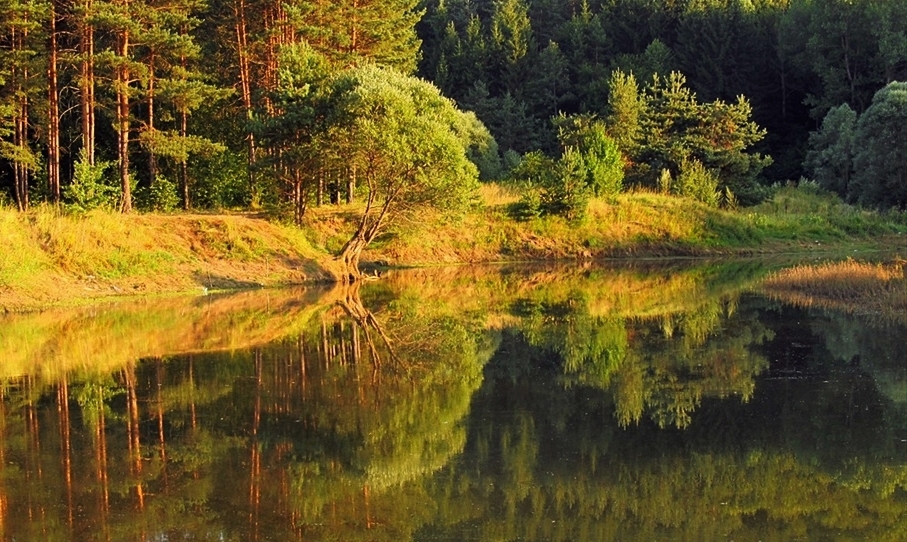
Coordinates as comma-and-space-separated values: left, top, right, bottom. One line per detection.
2, 0, 907, 214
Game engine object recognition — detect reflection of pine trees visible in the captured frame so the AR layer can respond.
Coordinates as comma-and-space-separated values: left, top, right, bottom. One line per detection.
0, 285, 491, 540
0, 265, 905, 540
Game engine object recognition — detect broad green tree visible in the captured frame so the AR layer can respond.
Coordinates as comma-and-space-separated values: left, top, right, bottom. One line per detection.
851, 82, 907, 209
804, 102, 856, 198
330, 66, 480, 280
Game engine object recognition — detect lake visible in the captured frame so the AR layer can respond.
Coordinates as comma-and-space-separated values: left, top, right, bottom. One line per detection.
0, 259, 905, 541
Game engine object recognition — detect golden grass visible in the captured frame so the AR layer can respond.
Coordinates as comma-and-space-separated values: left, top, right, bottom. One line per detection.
761, 259, 907, 322
0, 207, 340, 311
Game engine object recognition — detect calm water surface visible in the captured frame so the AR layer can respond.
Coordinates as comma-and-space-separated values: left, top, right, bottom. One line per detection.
0, 260, 905, 541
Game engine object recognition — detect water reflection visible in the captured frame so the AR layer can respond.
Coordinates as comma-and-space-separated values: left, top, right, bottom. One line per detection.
0, 260, 904, 540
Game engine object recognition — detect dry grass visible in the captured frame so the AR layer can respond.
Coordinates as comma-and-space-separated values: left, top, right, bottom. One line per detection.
0, 207, 340, 311
761, 259, 907, 322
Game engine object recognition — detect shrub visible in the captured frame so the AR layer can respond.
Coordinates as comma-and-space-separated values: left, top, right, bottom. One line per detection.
136, 176, 181, 212
64, 151, 118, 212
675, 158, 719, 207
509, 150, 590, 221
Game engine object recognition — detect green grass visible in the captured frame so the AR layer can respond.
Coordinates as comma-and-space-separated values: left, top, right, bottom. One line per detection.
361, 184, 907, 265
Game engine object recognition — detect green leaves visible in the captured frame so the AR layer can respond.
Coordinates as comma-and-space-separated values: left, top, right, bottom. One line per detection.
607, 70, 770, 205
805, 103, 856, 198
851, 82, 907, 209
509, 114, 622, 220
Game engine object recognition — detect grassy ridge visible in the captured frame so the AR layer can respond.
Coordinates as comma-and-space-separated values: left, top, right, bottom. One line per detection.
358, 184, 907, 265
2, 184, 906, 311
0, 209, 339, 311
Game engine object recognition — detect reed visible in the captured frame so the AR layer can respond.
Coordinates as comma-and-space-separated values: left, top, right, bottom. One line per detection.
761, 259, 906, 322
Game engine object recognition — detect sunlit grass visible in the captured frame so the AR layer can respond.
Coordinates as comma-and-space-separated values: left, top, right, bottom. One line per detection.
762, 258, 907, 322
0, 206, 338, 310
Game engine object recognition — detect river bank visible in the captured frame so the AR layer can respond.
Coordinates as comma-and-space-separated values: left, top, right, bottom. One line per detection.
2, 184, 905, 312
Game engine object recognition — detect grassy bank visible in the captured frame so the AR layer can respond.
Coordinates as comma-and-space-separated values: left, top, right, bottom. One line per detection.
0, 209, 340, 311
2, 183, 905, 311
345, 183, 907, 265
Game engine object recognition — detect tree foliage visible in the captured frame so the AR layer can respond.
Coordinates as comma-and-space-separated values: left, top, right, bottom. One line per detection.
329, 65, 480, 279
804, 103, 857, 198
4, 0, 907, 214
607, 70, 770, 205
851, 82, 907, 209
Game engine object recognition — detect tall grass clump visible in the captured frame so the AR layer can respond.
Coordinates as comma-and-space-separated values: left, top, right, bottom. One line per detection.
0, 208, 51, 284
762, 258, 906, 321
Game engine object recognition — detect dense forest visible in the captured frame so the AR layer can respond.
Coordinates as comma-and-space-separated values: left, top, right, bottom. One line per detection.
2, 0, 907, 218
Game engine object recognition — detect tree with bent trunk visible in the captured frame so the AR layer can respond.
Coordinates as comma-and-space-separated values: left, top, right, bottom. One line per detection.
331, 65, 480, 281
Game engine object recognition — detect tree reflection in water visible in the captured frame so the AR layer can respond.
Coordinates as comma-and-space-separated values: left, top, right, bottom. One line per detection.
0, 260, 904, 540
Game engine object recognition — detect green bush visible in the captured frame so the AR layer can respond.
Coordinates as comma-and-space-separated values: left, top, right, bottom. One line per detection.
136, 176, 181, 212
509, 150, 590, 221
675, 158, 719, 207
541, 148, 591, 221
64, 151, 118, 212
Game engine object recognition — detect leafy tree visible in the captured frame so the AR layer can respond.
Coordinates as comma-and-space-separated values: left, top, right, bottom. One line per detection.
329, 65, 480, 280
553, 113, 624, 197
804, 102, 856, 198
454, 110, 503, 181
509, 113, 622, 220
851, 81, 907, 209
782, 0, 883, 118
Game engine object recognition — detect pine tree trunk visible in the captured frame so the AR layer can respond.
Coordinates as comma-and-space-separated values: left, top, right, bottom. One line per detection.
234, 0, 257, 204
117, 27, 133, 212
80, 0, 96, 166
180, 110, 190, 210
13, 25, 29, 212
147, 60, 157, 186
47, 1, 61, 204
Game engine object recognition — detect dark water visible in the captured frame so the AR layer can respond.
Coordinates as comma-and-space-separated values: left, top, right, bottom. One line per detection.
0, 261, 905, 541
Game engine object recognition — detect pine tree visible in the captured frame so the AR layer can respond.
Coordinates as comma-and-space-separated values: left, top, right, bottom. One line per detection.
0, 0, 48, 210
137, 0, 229, 209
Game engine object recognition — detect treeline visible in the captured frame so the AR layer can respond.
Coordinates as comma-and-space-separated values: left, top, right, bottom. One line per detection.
2, 0, 907, 214
0, 0, 423, 212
